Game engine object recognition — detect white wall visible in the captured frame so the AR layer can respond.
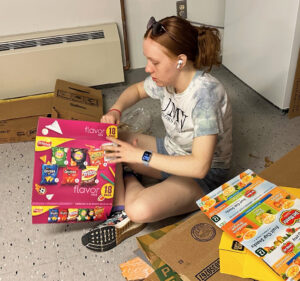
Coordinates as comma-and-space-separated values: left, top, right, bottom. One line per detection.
0, 0, 225, 69
188, 0, 225, 27
223, 0, 300, 109
0, 0, 122, 35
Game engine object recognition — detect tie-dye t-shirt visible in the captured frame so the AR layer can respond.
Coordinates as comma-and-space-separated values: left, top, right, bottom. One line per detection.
144, 70, 232, 169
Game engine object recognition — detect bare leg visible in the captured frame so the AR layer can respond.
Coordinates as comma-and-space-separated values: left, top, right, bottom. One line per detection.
82, 131, 204, 252
112, 163, 125, 206
118, 131, 205, 222
114, 131, 205, 222
124, 175, 205, 223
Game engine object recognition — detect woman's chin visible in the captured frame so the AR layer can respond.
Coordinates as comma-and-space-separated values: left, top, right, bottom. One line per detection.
154, 80, 164, 87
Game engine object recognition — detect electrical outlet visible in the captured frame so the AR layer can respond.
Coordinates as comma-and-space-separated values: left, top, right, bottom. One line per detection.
176, 1, 187, 19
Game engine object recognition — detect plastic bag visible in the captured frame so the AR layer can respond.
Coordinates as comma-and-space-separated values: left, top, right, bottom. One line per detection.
120, 107, 152, 134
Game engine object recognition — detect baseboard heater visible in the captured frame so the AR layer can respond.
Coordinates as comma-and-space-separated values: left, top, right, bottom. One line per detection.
0, 23, 124, 99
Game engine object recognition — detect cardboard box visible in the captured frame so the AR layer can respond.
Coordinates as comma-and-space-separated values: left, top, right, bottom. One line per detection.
0, 79, 103, 144
0, 93, 53, 144
219, 186, 300, 281
136, 223, 183, 281
31, 117, 117, 224
149, 212, 253, 281
289, 48, 300, 118
141, 146, 300, 281
52, 79, 103, 122
259, 144, 300, 188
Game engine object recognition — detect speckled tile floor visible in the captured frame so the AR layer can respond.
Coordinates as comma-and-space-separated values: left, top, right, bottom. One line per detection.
0, 66, 300, 281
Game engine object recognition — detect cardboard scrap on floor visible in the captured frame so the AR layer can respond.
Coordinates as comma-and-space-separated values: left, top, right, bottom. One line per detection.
120, 257, 154, 281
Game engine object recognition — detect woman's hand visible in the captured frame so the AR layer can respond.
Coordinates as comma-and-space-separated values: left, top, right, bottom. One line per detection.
100, 110, 121, 124
102, 137, 143, 164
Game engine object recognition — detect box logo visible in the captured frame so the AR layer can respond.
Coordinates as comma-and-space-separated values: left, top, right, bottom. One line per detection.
155, 264, 181, 281
37, 140, 52, 147
85, 126, 105, 137
280, 209, 300, 226
282, 242, 295, 254
232, 240, 244, 251
191, 223, 216, 242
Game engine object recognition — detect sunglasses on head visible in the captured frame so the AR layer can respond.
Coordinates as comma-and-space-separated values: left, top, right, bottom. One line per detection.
146, 16, 179, 43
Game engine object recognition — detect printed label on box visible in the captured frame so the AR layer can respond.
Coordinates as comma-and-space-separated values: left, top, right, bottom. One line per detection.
197, 169, 300, 281
31, 117, 117, 224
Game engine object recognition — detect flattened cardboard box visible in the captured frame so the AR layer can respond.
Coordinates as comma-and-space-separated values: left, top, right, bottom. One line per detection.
149, 211, 253, 281
136, 223, 182, 281
0, 93, 53, 144
259, 144, 300, 188
52, 79, 103, 122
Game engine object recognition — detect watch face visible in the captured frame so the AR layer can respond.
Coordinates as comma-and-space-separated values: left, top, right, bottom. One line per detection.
142, 151, 152, 162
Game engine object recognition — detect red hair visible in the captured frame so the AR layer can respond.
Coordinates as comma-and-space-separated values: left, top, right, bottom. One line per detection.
144, 16, 221, 72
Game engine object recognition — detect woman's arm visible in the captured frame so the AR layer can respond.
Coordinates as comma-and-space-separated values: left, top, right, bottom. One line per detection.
105, 134, 217, 179
151, 135, 217, 178
101, 81, 148, 124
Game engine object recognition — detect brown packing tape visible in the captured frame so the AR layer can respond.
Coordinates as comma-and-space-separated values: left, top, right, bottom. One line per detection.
289, 48, 300, 118
0, 93, 53, 120
53, 79, 103, 121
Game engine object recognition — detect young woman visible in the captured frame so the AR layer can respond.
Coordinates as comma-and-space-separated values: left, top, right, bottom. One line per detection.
82, 16, 232, 252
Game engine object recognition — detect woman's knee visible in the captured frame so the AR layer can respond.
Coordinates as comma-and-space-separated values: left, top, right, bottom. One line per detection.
125, 200, 154, 223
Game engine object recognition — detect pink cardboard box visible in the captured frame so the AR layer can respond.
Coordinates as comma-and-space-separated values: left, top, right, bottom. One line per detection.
31, 117, 118, 224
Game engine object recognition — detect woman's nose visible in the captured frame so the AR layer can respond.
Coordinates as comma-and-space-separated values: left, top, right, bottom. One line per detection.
145, 62, 152, 74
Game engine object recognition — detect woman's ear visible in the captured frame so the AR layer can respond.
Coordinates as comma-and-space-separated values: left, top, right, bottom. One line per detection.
176, 54, 187, 70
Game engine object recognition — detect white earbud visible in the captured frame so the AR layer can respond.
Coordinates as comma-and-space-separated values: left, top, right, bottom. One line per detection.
177, 59, 183, 69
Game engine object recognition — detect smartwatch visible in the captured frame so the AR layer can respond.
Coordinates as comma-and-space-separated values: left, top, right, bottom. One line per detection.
142, 150, 152, 166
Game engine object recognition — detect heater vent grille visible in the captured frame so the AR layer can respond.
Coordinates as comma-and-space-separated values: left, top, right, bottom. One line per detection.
0, 30, 105, 51
0, 23, 124, 99
40, 37, 64, 46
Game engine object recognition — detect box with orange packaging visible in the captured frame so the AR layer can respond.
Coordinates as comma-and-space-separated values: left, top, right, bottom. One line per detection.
197, 169, 300, 281
31, 117, 117, 224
